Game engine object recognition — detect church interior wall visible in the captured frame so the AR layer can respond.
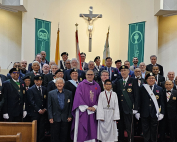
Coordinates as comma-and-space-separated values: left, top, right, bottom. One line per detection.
158, 15, 177, 77
0, 9, 22, 75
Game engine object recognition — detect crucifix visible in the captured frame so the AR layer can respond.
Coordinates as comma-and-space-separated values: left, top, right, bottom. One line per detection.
80, 6, 102, 52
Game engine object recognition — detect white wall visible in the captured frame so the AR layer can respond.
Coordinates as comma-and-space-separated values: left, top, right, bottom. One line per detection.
119, 0, 159, 65
158, 15, 177, 77
0, 9, 22, 72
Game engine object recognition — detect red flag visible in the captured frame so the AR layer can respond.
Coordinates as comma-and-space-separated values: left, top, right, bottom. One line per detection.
75, 26, 82, 70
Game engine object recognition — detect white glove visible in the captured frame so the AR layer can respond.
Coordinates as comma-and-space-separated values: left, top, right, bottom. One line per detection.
135, 113, 140, 120
3, 113, 9, 119
133, 110, 138, 114
23, 111, 27, 118
158, 114, 164, 121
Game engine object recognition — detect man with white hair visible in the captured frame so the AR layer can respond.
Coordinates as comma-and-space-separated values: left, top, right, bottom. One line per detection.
139, 62, 151, 79
42, 64, 50, 75
65, 59, 71, 71
28, 54, 43, 73
64, 58, 85, 81
86, 61, 99, 82
26, 61, 43, 87
161, 71, 176, 89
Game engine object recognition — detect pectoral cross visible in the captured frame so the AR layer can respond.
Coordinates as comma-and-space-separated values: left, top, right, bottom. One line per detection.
80, 6, 102, 52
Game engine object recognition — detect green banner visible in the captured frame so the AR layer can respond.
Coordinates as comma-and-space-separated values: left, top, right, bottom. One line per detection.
128, 22, 145, 66
35, 18, 51, 61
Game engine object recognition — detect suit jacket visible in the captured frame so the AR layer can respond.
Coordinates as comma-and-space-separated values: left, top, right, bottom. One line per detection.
26, 71, 43, 87
27, 85, 47, 117
94, 65, 102, 72
82, 62, 88, 71
116, 77, 139, 114
129, 70, 135, 78
99, 66, 121, 83
161, 80, 176, 90
44, 73, 54, 87
139, 84, 165, 118
2, 79, 26, 117
98, 81, 117, 92
146, 64, 164, 76
48, 89, 73, 122
0, 74, 7, 85
64, 81, 77, 100
47, 81, 57, 93
42, 59, 49, 65
130, 65, 139, 71
64, 69, 85, 82
60, 60, 66, 70
155, 74, 165, 86
163, 89, 177, 119
135, 77, 145, 87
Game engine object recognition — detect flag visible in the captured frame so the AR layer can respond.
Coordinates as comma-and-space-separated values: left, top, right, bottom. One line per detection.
55, 28, 60, 66
102, 29, 110, 66
75, 25, 82, 70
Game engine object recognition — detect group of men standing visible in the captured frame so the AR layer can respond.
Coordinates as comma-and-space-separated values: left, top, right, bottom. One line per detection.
0, 51, 176, 142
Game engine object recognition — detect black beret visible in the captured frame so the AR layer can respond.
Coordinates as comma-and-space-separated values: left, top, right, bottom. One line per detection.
9, 68, 20, 74
80, 52, 86, 56
70, 68, 78, 75
145, 72, 154, 80
22, 75, 30, 80
94, 56, 100, 62
55, 69, 64, 75
119, 65, 129, 71
34, 75, 43, 80
61, 52, 68, 56
115, 60, 122, 64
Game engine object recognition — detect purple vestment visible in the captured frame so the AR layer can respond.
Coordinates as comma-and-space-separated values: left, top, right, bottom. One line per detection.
71, 79, 101, 142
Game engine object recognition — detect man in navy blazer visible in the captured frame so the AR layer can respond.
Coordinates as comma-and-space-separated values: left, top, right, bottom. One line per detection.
64, 58, 85, 82
28, 54, 43, 73
124, 60, 135, 78
99, 57, 121, 83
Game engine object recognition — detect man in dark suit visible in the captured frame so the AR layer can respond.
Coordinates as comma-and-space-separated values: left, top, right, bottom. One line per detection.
40, 51, 49, 65
48, 78, 73, 142
130, 57, 139, 71
139, 62, 151, 79
94, 56, 102, 72
159, 80, 177, 142
26, 61, 43, 87
28, 54, 43, 73
99, 57, 121, 83
2, 68, 26, 122
115, 60, 122, 73
44, 64, 58, 87
64, 58, 85, 82
80, 52, 88, 71
27, 75, 47, 142
134, 68, 145, 86
116, 65, 139, 142
65, 59, 71, 70
20, 60, 29, 77
59, 52, 68, 70
146, 55, 164, 76
47, 69, 64, 93
161, 71, 175, 89
152, 65, 165, 86
124, 60, 135, 78
135, 73, 165, 142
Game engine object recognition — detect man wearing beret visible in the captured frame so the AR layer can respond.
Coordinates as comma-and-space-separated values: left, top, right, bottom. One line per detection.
2, 68, 26, 122
116, 65, 139, 142
94, 56, 102, 72
47, 69, 64, 93
80, 52, 88, 71
135, 73, 165, 142
27, 75, 47, 142
60, 52, 68, 70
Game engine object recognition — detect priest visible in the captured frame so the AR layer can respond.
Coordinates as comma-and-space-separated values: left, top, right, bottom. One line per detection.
71, 70, 101, 142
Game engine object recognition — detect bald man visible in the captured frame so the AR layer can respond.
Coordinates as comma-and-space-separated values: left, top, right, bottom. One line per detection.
41, 51, 49, 64
134, 68, 145, 87
20, 60, 29, 77
161, 71, 176, 89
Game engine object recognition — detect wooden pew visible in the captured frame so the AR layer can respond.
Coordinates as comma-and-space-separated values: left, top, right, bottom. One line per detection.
0, 132, 22, 142
0, 120, 37, 142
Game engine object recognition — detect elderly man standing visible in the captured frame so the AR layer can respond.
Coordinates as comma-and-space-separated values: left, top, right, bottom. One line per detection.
42, 64, 50, 75
134, 68, 145, 87
7, 62, 23, 80
64, 58, 85, 81
146, 55, 164, 76
60, 52, 68, 70
20, 60, 29, 77
161, 71, 175, 89
48, 78, 73, 142
152, 65, 165, 86
80, 52, 88, 71
28, 54, 43, 73
40, 51, 49, 64
71, 70, 101, 142
139, 62, 151, 79
65, 59, 71, 71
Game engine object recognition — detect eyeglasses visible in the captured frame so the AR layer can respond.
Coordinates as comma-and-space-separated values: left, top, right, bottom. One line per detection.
86, 74, 94, 76
105, 84, 112, 85
13, 72, 19, 74
66, 63, 70, 64
102, 75, 109, 77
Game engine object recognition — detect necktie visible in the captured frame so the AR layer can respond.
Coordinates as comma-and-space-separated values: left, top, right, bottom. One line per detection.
108, 68, 111, 80
123, 81, 126, 86
166, 90, 171, 93
150, 86, 153, 90
16, 82, 20, 86
39, 87, 42, 96
98, 66, 99, 69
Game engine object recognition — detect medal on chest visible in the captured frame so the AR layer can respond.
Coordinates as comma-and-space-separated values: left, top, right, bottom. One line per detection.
105, 91, 112, 108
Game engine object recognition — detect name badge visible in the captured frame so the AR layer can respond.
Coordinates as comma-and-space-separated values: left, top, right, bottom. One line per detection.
68, 99, 70, 103
173, 97, 176, 100
114, 74, 117, 76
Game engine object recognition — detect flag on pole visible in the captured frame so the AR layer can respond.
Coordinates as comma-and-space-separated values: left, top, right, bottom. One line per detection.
55, 28, 60, 66
102, 27, 110, 66
75, 23, 82, 70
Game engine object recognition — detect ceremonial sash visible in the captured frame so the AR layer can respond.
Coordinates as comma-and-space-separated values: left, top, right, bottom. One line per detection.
69, 80, 78, 87
120, 79, 133, 110
143, 84, 159, 117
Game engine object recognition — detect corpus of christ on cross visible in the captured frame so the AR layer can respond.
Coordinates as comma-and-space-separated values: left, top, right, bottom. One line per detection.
80, 6, 102, 52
